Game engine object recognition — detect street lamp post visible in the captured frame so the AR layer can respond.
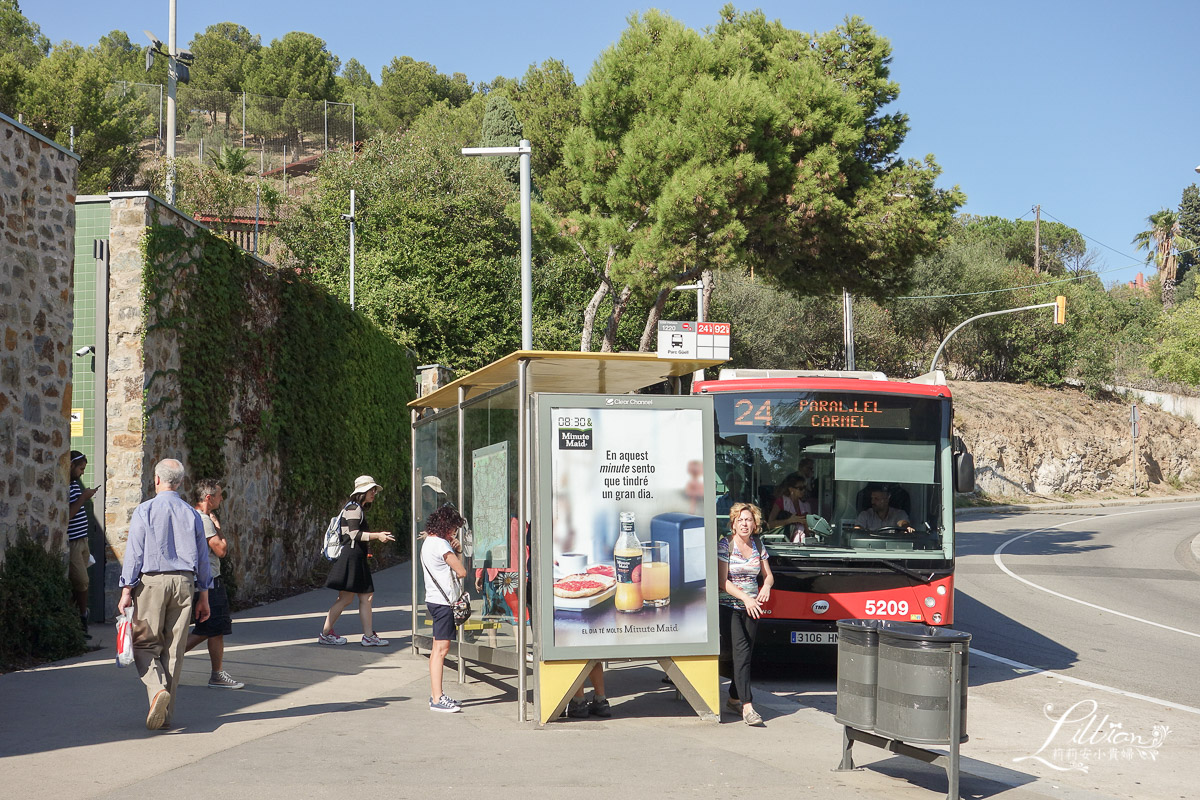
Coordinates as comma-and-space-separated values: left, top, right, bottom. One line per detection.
461, 140, 533, 350
673, 280, 706, 383
340, 189, 356, 309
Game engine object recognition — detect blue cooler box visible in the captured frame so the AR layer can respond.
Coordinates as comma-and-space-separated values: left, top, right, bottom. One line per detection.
650, 512, 707, 588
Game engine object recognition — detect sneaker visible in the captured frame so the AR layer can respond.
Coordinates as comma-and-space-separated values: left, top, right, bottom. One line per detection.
567, 697, 590, 718
743, 706, 764, 726
147, 689, 171, 731
430, 695, 462, 713
208, 670, 245, 689
361, 633, 389, 647
318, 631, 348, 646
589, 696, 612, 718
438, 693, 462, 708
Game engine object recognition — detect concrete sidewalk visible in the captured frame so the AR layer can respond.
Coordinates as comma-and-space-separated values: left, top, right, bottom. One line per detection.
0, 561, 1151, 800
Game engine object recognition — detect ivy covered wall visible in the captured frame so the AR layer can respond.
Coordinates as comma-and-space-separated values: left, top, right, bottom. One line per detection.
106, 194, 413, 603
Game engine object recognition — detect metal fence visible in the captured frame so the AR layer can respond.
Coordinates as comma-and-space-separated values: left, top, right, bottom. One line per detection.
110, 82, 355, 193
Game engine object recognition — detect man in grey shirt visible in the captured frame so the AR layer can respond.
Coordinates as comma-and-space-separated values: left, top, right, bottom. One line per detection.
854, 485, 913, 532
118, 459, 212, 731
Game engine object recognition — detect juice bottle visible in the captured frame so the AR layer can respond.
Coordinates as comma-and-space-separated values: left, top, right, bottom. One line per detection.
613, 511, 643, 613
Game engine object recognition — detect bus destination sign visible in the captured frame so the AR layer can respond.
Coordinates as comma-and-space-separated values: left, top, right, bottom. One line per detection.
727, 395, 912, 431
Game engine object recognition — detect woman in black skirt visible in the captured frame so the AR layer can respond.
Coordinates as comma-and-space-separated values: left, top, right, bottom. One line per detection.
319, 475, 395, 646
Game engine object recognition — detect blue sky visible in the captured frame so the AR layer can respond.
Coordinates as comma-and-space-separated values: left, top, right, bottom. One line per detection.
29, 0, 1200, 286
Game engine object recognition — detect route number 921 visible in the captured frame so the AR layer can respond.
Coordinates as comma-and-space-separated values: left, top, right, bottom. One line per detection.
864, 599, 909, 616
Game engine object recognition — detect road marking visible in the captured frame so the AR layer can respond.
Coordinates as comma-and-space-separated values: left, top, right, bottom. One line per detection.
973, 647, 1200, 715
992, 505, 1200, 640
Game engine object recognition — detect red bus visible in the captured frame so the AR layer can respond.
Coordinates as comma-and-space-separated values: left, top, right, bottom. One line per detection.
695, 369, 973, 656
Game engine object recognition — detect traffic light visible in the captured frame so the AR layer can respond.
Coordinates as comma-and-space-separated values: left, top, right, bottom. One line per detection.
1054, 295, 1066, 325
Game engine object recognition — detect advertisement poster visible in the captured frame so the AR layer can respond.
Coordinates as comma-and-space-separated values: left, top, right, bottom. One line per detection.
471, 442, 510, 568
537, 394, 717, 660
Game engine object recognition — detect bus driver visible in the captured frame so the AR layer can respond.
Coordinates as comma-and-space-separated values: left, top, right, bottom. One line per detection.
854, 485, 914, 533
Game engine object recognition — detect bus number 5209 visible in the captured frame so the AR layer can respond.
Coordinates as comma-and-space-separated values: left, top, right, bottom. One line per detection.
864, 599, 909, 616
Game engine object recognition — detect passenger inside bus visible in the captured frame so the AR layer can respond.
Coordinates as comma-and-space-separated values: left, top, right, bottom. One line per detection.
716, 471, 748, 516
853, 484, 914, 533
766, 473, 811, 541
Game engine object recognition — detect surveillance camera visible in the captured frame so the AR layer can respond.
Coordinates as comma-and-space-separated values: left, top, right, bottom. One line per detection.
75, 345, 95, 357
340, 214, 354, 221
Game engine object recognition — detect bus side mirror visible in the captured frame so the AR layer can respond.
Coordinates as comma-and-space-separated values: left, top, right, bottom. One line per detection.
953, 436, 975, 493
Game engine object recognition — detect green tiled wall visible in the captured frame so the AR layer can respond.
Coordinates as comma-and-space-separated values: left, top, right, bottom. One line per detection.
72, 201, 110, 486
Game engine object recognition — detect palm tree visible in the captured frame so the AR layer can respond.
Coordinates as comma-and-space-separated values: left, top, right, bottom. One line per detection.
1133, 209, 1197, 308
210, 146, 254, 176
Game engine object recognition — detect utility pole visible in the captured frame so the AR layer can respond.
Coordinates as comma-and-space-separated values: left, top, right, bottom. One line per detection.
1131, 403, 1139, 495
144, 1, 192, 206
166, 0, 176, 205
340, 190, 357, 309
1033, 204, 1041, 274
842, 289, 856, 370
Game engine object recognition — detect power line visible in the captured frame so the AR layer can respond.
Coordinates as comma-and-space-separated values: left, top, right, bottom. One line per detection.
894, 209, 1200, 301
1038, 208, 1138, 262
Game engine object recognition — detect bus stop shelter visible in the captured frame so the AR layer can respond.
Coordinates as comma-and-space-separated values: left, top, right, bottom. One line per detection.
407, 350, 725, 723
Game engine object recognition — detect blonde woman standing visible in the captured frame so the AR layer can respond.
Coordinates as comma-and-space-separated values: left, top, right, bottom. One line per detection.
717, 502, 774, 726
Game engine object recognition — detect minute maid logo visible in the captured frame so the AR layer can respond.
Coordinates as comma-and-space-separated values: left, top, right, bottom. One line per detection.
558, 427, 593, 450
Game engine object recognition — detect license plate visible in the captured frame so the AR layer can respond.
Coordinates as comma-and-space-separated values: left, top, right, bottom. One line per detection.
790, 631, 838, 645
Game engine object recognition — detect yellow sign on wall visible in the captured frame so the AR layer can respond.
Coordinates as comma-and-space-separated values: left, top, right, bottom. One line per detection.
71, 408, 84, 437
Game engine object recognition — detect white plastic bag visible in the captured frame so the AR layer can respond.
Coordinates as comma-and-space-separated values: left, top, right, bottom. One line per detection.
115, 608, 134, 668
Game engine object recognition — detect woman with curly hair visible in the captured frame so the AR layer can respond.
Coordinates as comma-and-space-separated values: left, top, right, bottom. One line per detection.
421, 503, 468, 713
718, 501, 774, 726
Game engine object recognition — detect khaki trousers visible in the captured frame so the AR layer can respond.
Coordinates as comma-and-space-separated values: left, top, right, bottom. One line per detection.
132, 572, 194, 723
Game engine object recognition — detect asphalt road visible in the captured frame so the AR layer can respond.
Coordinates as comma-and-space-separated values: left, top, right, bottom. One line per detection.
955, 502, 1200, 708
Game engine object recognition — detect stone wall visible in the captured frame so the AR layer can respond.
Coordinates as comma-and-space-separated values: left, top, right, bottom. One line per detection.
0, 114, 80, 557
103, 193, 353, 604
104, 191, 289, 594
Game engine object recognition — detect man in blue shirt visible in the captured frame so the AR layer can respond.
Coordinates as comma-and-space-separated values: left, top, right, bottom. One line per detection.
118, 458, 212, 731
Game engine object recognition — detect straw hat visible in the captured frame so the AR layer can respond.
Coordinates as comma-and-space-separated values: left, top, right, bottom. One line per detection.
352, 475, 382, 495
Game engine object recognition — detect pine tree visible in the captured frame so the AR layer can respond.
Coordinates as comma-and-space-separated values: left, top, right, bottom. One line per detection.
1177, 184, 1200, 280
480, 94, 522, 184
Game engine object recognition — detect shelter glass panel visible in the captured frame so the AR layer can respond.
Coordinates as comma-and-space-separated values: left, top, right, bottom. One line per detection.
414, 411, 459, 637
461, 384, 522, 651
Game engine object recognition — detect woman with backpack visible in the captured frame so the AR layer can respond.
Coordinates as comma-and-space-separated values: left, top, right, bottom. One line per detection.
718, 502, 774, 726
319, 476, 395, 647
421, 504, 468, 712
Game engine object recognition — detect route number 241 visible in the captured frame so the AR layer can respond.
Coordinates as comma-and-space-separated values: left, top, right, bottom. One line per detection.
864, 599, 909, 616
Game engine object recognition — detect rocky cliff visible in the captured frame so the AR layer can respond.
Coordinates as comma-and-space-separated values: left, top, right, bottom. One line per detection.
950, 381, 1200, 500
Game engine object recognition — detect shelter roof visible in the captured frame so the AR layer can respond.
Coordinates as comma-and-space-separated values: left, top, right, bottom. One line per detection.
408, 350, 725, 411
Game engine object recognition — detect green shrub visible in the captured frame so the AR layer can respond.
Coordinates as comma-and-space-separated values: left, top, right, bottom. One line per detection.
0, 537, 86, 671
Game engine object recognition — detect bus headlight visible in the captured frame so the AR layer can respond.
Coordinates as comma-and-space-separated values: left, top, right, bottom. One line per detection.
936, 585, 947, 595
932, 613, 943, 623
924, 596, 936, 608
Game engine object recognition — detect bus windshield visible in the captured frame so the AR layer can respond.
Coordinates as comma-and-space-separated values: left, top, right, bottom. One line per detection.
711, 389, 952, 559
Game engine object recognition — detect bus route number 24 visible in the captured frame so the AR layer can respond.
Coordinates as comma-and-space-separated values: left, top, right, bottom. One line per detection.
864, 599, 909, 616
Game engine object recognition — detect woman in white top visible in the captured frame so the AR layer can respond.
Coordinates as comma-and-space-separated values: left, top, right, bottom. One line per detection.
421, 504, 468, 713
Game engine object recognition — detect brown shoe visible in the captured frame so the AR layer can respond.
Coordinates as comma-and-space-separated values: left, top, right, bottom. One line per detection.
147, 690, 171, 731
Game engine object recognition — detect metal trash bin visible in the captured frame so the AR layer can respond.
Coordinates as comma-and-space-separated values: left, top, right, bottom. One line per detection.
873, 622, 970, 745
834, 619, 886, 730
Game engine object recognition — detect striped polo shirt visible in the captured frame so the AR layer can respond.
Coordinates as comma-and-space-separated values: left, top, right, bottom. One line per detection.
68, 480, 89, 541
